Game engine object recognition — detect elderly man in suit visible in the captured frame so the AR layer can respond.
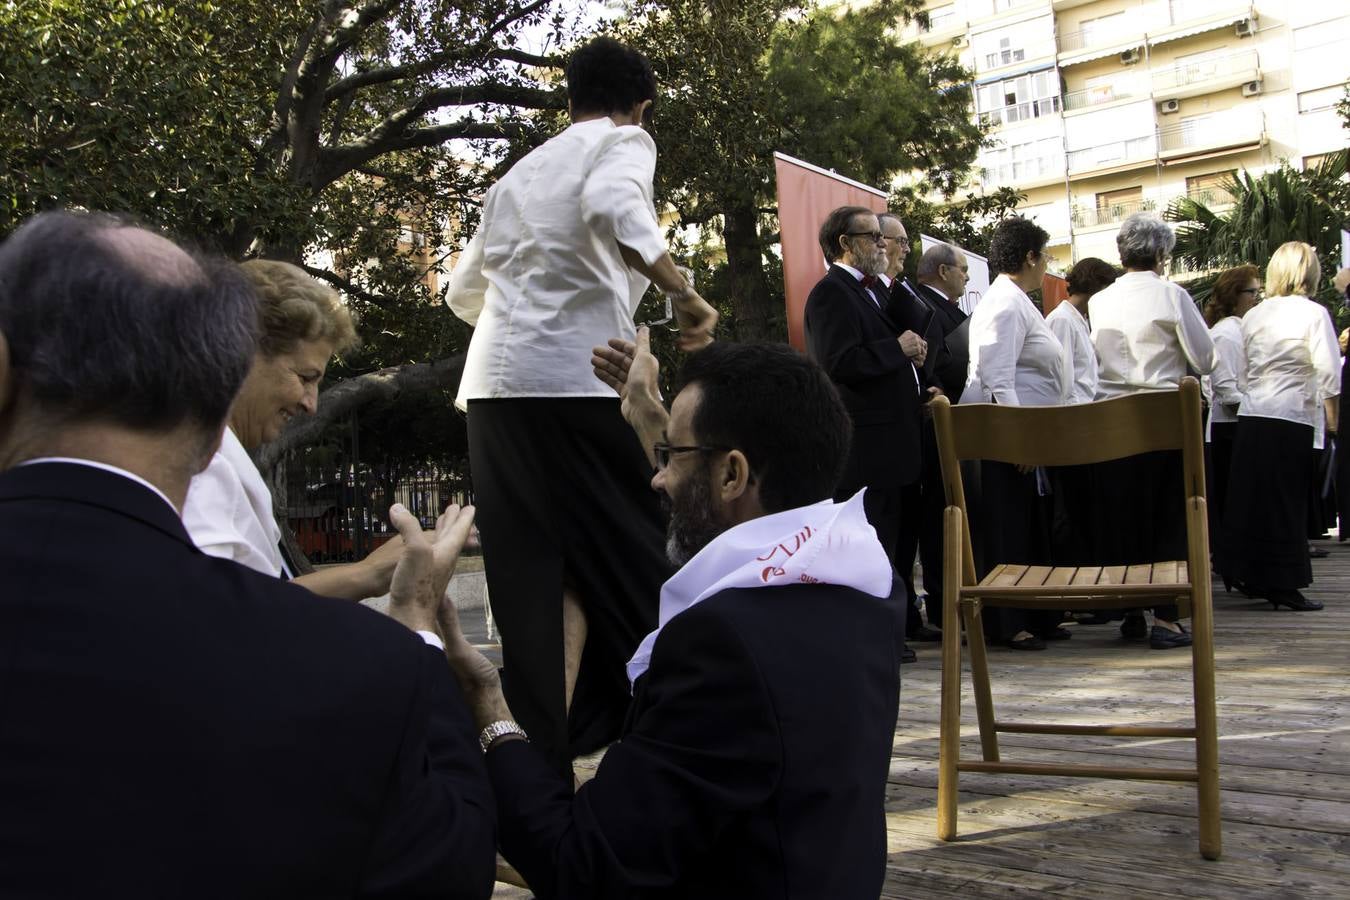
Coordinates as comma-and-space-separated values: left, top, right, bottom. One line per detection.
0, 211, 495, 898
804, 205, 925, 661
438, 333, 905, 898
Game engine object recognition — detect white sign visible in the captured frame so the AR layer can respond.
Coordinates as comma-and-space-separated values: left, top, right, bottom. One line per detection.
920, 234, 989, 316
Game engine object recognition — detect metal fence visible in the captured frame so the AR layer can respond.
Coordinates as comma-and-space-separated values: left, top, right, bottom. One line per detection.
285, 448, 473, 564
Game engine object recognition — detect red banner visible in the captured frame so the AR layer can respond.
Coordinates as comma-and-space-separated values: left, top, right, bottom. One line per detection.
774, 153, 889, 350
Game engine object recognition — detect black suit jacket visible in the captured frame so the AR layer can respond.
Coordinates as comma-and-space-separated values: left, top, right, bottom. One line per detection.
487, 578, 905, 899
805, 265, 922, 489
0, 462, 496, 899
909, 280, 971, 400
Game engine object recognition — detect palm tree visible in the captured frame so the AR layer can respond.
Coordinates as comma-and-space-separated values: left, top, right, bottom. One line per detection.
1165, 149, 1349, 313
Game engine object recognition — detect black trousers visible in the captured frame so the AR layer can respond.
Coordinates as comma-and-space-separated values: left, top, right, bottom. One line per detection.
468, 399, 671, 775
1221, 417, 1314, 590
968, 460, 1059, 640
894, 421, 946, 630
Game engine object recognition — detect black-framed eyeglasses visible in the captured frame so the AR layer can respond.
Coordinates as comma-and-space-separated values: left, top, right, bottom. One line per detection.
653, 441, 731, 469
845, 230, 887, 244
885, 235, 912, 248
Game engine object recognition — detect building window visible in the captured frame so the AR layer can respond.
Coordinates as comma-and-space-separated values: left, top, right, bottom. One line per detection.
985, 36, 1027, 68
926, 2, 958, 31
1186, 171, 1236, 206
1079, 11, 1127, 47
1297, 84, 1347, 114
975, 68, 1061, 126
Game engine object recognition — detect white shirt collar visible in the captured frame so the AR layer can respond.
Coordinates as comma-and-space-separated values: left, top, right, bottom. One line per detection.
835, 262, 866, 282
17, 457, 178, 512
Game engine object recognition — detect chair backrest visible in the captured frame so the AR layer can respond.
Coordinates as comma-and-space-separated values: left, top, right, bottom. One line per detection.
930, 378, 1206, 585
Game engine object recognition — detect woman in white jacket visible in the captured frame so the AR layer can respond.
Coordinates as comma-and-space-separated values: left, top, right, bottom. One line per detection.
1220, 243, 1340, 610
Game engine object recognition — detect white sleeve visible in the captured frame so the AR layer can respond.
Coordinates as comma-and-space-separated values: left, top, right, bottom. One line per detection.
181, 454, 281, 576
446, 222, 489, 327
975, 301, 1027, 406
580, 127, 666, 266
1175, 286, 1217, 374
1310, 305, 1342, 401
1209, 326, 1244, 407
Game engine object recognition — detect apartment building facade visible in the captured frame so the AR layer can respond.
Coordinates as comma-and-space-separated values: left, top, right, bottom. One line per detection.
902, 0, 1348, 271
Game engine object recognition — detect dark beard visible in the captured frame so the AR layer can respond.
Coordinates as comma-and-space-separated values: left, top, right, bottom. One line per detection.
662, 470, 727, 567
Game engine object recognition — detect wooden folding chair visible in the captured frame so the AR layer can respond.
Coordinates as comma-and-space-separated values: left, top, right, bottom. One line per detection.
930, 377, 1221, 860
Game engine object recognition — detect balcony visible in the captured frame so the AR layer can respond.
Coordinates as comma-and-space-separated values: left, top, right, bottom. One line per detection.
976, 39, 1058, 74
1152, 49, 1260, 100
1066, 135, 1156, 175
1063, 77, 1148, 113
979, 96, 1062, 128
980, 153, 1067, 190
1056, 1, 1252, 65
1184, 185, 1237, 208
1071, 197, 1157, 228
1158, 108, 1265, 160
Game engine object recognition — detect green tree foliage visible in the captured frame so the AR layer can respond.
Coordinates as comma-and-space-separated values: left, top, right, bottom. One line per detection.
622, 0, 988, 341
1165, 150, 1349, 316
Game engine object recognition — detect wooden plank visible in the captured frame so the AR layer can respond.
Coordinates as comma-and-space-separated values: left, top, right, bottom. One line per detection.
983, 564, 1027, 587
1097, 565, 1127, 585
1017, 565, 1053, 587
1152, 560, 1180, 584
1125, 564, 1153, 584
1043, 567, 1077, 587
1070, 566, 1101, 585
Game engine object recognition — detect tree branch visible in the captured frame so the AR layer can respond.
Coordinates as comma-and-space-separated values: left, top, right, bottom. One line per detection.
319, 112, 540, 184
301, 263, 397, 309
257, 355, 467, 469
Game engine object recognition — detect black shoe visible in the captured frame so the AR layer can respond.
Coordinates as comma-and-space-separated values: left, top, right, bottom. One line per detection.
1120, 614, 1148, 642
1309, 546, 1330, 559
911, 625, 944, 642
1150, 624, 1193, 650
1037, 626, 1072, 641
900, 643, 918, 664
1007, 635, 1046, 651
1268, 590, 1324, 611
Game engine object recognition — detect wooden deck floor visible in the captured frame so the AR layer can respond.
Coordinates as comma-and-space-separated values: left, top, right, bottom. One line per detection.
884, 539, 1350, 899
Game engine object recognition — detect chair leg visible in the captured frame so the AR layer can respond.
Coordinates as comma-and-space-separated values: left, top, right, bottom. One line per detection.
963, 600, 1000, 762
1188, 503, 1222, 859
937, 508, 963, 841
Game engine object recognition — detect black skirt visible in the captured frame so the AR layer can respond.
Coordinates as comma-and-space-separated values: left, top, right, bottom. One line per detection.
1207, 421, 1237, 560
1090, 450, 1188, 565
1220, 416, 1314, 590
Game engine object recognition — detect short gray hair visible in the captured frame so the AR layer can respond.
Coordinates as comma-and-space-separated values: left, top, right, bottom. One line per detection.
0, 210, 258, 433
917, 242, 960, 278
1116, 213, 1176, 269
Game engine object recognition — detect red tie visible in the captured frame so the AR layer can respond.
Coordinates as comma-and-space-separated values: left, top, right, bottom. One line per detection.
860, 274, 877, 289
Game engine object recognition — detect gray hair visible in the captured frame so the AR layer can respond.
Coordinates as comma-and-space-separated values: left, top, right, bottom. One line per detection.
917, 242, 960, 278
1116, 212, 1176, 270
0, 210, 259, 434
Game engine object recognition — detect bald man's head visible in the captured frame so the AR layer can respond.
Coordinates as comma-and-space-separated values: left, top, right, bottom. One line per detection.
0, 211, 258, 437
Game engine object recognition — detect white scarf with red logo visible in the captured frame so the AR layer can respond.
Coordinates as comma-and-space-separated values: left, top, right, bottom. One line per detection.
626, 489, 893, 687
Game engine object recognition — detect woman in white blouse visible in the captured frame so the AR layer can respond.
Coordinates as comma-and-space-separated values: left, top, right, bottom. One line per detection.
182, 261, 406, 600
1201, 264, 1261, 581
961, 216, 1069, 650
1045, 258, 1117, 570
1220, 243, 1341, 610
1088, 213, 1217, 649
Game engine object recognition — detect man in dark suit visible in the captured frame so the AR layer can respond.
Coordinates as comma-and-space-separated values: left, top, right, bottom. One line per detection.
891, 237, 974, 634
0, 211, 496, 898
804, 206, 924, 660
439, 336, 905, 898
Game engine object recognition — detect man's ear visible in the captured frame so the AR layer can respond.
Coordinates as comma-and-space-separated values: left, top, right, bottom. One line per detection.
718, 448, 753, 504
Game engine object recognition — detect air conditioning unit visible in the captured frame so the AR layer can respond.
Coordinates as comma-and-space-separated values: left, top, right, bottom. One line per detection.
1242, 79, 1263, 97
1159, 98, 1181, 114
1234, 18, 1256, 38
1120, 47, 1142, 65
952, 34, 968, 48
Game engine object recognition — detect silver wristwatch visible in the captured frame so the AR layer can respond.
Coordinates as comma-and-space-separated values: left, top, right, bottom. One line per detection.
479, 719, 527, 753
